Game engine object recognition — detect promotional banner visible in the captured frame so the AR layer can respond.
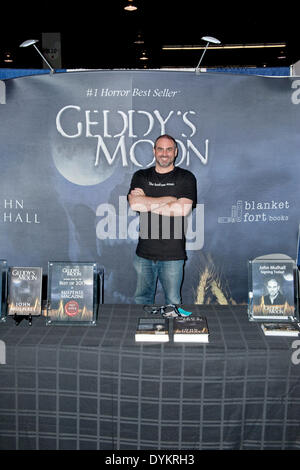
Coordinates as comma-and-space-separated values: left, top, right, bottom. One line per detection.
0, 70, 299, 304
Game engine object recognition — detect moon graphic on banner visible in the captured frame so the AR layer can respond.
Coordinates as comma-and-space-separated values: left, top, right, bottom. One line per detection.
52, 141, 115, 186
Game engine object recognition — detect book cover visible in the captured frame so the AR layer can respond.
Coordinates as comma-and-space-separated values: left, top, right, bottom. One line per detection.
7, 267, 42, 316
173, 315, 209, 343
249, 255, 297, 321
261, 322, 300, 337
47, 262, 97, 324
135, 317, 169, 342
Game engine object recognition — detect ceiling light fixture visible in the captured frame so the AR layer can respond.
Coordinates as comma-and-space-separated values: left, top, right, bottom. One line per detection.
139, 51, 148, 60
196, 36, 221, 73
163, 42, 286, 51
277, 49, 287, 60
19, 39, 55, 74
124, 0, 137, 11
4, 52, 13, 63
134, 32, 144, 45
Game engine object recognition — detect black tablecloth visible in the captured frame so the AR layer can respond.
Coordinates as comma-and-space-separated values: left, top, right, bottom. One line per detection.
0, 304, 299, 450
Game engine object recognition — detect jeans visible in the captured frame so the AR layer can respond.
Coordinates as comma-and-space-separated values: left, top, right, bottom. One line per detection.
133, 254, 185, 305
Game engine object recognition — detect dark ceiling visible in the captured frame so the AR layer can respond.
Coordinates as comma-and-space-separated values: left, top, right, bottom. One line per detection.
1, 1, 299, 70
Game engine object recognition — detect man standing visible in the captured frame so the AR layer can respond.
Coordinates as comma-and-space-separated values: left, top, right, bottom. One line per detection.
128, 134, 197, 305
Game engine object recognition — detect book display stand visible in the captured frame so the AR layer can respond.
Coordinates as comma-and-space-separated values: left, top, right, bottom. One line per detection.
248, 254, 299, 323
46, 262, 102, 325
0, 260, 7, 322
7, 267, 42, 325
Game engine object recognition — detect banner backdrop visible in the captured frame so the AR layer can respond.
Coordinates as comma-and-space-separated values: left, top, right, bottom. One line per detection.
0, 70, 300, 304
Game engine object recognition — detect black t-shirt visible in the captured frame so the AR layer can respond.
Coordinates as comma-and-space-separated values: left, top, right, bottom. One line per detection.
129, 166, 197, 261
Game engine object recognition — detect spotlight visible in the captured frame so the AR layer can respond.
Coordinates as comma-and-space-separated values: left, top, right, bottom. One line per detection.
195, 36, 221, 73
19, 39, 55, 73
124, 0, 137, 11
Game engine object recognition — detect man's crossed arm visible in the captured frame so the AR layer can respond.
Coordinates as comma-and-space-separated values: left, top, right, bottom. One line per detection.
128, 188, 193, 217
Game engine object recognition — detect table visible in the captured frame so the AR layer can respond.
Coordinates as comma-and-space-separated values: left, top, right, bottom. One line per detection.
0, 304, 299, 450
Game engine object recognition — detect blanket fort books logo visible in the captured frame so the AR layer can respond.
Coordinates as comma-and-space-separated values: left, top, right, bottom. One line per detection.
218, 199, 290, 224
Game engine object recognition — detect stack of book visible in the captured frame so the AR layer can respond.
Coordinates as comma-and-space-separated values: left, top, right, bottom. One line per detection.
173, 316, 209, 343
260, 322, 300, 337
135, 317, 169, 342
135, 315, 209, 343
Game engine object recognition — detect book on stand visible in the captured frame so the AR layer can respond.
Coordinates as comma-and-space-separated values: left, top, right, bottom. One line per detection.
135, 317, 169, 342
248, 254, 298, 322
173, 315, 209, 343
261, 322, 300, 337
7, 267, 42, 316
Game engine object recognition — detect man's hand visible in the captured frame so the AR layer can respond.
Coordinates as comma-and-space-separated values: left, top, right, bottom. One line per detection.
152, 198, 193, 217
128, 187, 177, 213
130, 188, 146, 197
